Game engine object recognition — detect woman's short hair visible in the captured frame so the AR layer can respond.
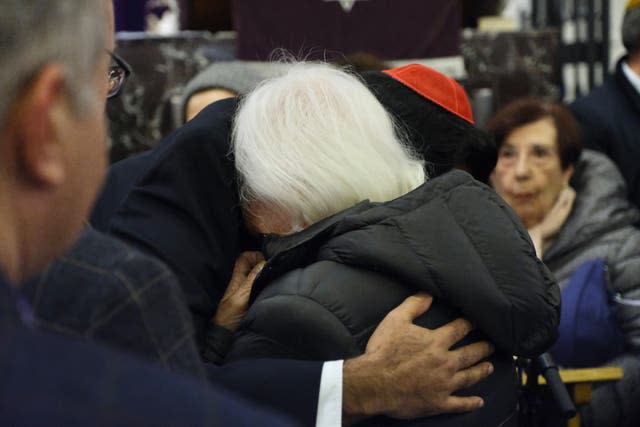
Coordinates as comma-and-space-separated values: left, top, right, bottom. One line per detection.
232, 61, 426, 226
486, 98, 583, 170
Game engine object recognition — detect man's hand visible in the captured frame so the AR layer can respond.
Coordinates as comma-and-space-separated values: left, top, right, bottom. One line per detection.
213, 251, 265, 332
342, 293, 494, 422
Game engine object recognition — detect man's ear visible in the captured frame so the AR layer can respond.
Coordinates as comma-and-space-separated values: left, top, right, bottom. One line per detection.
13, 64, 67, 187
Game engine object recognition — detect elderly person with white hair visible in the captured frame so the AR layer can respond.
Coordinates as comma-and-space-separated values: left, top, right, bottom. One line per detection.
226, 62, 560, 426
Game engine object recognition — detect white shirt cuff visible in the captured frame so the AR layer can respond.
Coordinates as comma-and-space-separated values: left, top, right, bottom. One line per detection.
315, 360, 343, 427
622, 60, 640, 95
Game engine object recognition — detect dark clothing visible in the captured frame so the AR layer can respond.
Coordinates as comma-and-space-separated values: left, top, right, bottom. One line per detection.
88, 98, 326, 424
90, 150, 154, 231
543, 150, 640, 427
0, 272, 298, 426
228, 170, 561, 426
23, 227, 206, 378
101, 98, 249, 348
570, 57, 640, 209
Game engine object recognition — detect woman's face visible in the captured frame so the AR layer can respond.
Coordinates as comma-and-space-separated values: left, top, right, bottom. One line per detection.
243, 201, 305, 236
491, 118, 573, 228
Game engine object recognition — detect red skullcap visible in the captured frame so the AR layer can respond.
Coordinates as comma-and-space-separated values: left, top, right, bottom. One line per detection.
383, 64, 475, 124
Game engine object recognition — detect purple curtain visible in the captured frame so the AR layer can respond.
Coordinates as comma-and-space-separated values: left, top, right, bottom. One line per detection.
113, 0, 187, 32
114, 0, 146, 31
234, 0, 462, 60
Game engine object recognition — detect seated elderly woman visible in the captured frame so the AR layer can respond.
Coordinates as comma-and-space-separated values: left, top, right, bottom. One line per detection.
227, 63, 560, 426
488, 98, 640, 427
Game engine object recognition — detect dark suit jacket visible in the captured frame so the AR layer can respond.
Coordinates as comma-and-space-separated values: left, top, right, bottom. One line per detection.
570, 57, 640, 209
96, 98, 246, 343
23, 227, 206, 379
0, 273, 301, 426
91, 98, 323, 424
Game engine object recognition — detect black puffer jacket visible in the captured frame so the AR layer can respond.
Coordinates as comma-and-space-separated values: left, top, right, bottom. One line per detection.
228, 170, 560, 426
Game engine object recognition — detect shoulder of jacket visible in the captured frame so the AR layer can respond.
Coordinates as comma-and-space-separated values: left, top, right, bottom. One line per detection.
249, 261, 410, 335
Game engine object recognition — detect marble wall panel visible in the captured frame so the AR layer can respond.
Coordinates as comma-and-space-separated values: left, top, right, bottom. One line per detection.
107, 31, 235, 162
461, 29, 561, 115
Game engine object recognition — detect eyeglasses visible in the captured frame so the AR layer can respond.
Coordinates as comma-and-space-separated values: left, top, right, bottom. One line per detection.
106, 50, 132, 99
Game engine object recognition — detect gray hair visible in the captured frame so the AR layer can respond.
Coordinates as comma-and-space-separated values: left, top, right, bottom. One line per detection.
0, 0, 107, 127
232, 62, 426, 227
623, 7, 640, 54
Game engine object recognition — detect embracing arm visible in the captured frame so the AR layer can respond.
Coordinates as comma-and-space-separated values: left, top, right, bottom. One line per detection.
221, 292, 493, 425
342, 294, 493, 423
213, 254, 494, 424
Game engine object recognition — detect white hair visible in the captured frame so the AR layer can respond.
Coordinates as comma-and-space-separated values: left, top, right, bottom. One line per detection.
232, 62, 426, 227
0, 0, 106, 128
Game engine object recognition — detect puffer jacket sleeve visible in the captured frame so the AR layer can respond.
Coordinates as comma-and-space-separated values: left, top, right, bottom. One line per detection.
226, 261, 410, 363
226, 291, 362, 362
442, 181, 561, 356
228, 251, 532, 363
607, 229, 640, 353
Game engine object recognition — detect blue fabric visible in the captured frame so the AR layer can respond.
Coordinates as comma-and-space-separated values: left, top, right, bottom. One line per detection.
0, 272, 298, 426
550, 258, 625, 367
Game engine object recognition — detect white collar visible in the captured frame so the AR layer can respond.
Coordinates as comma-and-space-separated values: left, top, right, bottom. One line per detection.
622, 60, 640, 95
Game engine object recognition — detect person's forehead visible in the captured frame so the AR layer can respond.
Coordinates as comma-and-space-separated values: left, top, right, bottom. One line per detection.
503, 138, 556, 148
507, 120, 555, 141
